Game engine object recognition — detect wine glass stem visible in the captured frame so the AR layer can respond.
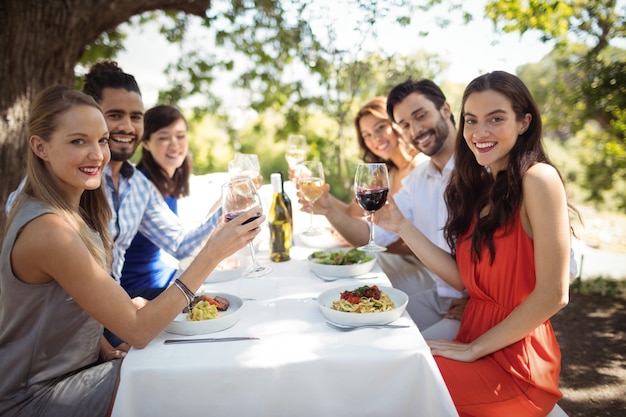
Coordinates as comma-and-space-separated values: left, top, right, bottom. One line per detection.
368, 211, 376, 244
248, 242, 260, 269
309, 210, 314, 231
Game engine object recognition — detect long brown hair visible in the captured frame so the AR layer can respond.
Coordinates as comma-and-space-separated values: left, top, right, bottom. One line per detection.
137, 105, 191, 198
354, 96, 416, 170
444, 71, 558, 263
3, 85, 112, 270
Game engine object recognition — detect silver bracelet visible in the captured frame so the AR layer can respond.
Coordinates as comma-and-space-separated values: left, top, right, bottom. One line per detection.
173, 279, 193, 309
175, 278, 196, 300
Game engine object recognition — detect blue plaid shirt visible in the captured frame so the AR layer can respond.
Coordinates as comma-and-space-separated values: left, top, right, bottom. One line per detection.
6, 163, 221, 282
105, 162, 220, 282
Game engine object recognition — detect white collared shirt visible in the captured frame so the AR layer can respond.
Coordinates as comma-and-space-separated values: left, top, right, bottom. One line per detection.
374, 156, 465, 298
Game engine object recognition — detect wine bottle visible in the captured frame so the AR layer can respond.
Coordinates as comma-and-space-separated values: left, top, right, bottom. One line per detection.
279, 171, 293, 230
269, 173, 292, 262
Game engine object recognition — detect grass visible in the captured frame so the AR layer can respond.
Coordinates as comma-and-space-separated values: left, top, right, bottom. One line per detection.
570, 276, 626, 298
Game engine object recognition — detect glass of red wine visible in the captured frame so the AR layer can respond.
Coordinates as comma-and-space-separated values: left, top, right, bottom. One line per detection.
221, 177, 272, 277
354, 163, 390, 252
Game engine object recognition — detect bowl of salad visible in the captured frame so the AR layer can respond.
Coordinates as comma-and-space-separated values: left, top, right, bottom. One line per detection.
308, 248, 376, 278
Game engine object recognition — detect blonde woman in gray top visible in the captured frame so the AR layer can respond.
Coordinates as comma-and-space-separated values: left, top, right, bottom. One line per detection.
0, 86, 260, 416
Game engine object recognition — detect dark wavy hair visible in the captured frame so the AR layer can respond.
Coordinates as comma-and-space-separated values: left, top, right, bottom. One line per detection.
355, 96, 416, 170
386, 79, 455, 126
137, 105, 191, 198
444, 71, 557, 263
83, 61, 141, 103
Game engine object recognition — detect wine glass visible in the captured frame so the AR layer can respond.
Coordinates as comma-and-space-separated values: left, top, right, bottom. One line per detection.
296, 161, 325, 236
221, 177, 272, 277
354, 163, 390, 252
285, 135, 307, 170
229, 153, 262, 188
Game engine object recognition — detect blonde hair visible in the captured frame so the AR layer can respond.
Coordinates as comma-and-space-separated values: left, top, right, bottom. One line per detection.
3, 85, 112, 271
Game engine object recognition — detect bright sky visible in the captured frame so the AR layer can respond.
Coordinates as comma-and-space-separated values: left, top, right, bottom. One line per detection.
116, 1, 554, 108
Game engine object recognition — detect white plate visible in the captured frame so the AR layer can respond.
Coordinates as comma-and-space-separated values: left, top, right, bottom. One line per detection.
295, 227, 347, 249
165, 292, 243, 335
179, 255, 247, 284
308, 250, 376, 278
313, 272, 378, 282
317, 285, 408, 326
205, 255, 248, 283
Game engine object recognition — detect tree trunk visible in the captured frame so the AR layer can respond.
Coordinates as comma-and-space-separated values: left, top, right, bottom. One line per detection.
0, 0, 210, 229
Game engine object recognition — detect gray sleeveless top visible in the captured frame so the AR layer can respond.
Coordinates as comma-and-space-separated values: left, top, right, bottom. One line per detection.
0, 198, 115, 416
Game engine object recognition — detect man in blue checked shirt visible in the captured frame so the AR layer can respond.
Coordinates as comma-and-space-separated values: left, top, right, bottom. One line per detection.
80, 61, 220, 291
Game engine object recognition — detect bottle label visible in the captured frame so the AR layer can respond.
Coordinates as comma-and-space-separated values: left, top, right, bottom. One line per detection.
269, 175, 292, 262
270, 220, 291, 262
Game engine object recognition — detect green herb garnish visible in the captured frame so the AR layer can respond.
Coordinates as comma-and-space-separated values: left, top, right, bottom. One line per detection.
310, 248, 373, 265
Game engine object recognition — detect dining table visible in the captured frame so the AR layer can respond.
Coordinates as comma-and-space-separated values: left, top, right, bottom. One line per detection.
111, 177, 459, 417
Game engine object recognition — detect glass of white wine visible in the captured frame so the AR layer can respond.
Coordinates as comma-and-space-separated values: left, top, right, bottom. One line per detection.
296, 161, 325, 236
285, 135, 307, 170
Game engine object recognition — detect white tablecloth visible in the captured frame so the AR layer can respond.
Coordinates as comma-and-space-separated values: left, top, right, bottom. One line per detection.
112, 246, 457, 417
112, 176, 458, 416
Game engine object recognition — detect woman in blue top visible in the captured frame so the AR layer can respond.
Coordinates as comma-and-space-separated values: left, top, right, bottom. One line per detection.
121, 105, 192, 299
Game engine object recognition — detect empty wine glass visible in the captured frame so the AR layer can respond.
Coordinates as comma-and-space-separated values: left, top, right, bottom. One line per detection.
285, 135, 307, 170
221, 177, 272, 277
354, 163, 390, 252
229, 153, 262, 189
296, 161, 325, 236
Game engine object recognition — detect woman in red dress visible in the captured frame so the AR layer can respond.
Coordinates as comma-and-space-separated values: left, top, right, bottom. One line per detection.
377, 71, 571, 416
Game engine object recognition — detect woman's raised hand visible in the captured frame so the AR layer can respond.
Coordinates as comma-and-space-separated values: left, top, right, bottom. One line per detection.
203, 208, 264, 260
298, 183, 331, 215
371, 194, 406, 233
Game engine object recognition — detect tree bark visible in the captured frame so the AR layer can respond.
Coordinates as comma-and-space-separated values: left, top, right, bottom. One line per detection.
0, 0, 210, 229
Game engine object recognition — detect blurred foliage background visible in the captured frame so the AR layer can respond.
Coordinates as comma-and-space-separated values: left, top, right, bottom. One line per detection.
24, 0, 626, 210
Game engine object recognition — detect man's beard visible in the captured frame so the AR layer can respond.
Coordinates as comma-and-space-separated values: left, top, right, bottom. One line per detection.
108, 132, 139, 162
416, 114, 449, 157
110, 149, 135, 162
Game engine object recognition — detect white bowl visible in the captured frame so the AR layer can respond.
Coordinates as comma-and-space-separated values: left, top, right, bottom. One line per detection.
205, 255, 247, 283
317, 285, 408, 326
295, 227, 347, 249
179, 254, 247, 283
308, 249, 376, 278
164, 292, 243, 335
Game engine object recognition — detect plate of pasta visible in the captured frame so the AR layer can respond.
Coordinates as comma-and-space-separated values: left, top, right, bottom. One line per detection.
164, 292, 243, 335
317, 285, 408, 326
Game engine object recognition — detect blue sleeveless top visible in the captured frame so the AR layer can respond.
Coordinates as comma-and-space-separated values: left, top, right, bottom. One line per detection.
120, 172, 178, 298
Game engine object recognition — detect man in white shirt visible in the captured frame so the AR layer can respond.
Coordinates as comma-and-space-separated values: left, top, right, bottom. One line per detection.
381, 80, 465, 339
312, 79, 464, 339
